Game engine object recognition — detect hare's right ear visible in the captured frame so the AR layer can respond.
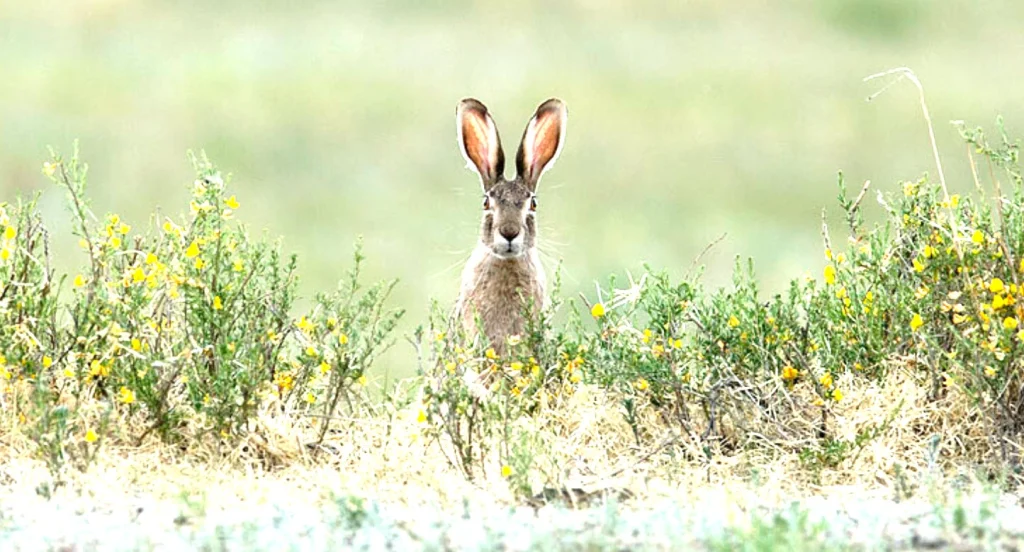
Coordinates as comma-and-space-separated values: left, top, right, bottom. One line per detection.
515, 98, 567, 191
456, 98, 505, 190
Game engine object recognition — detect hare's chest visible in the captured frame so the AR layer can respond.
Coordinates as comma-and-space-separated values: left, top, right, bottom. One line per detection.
458, 249, 545, 340
466, 253, 543, 307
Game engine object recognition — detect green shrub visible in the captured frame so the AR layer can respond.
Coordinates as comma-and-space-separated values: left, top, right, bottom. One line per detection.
2, 145, 402, 486
575, 119, 1024, 467
417, 270, 583, 493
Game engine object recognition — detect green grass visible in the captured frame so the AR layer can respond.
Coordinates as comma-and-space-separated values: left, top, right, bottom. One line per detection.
2, 1, 1024, 378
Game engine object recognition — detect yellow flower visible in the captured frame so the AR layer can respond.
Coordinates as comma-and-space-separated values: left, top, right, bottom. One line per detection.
297, 316, 314, 333
319, 361, 330, 374
89, 360, 109, 378
109, 236, 122, 248
1004, 317, 1019, 331
823, 265, 836, 285
915, 286, 930, 300
825, 248, 833, 260
3, 226, 15, 240
910, 313, 924, 332
305, 346, 317, 357
0, 247, 9, 261
727, 316, 740, 328
132, 266, 145, 283
990, 278, 1005, 294
42, 355, 53, 368
232, 259, 244, 272
357, 374, 367, 386
194, 257, 205, 270
485, 348, 498, 360
634, 378, 649, 391
338, 333, 349, 345
509, 361, 524, 372
972, 230, 984, 245
305, 392, 316, 404
912, 258, 925, 273
985, 366, 997, 378
993, 295, 1008, 310
145, 253, 158, 265
213, 296, 223, 310
923, 245, 937, 258
781, 365, 799, 381
819, 373, 834, 389
225, 195, 240, 209
864, 291, 875, 305
274, 372, 294, 391
671, 338, 683, 349
118, 386, 135, 404
416, 409, 427, 423
590, 302, 606, 318
184, 241, 200, 258
131, 338, 142, 352
501, 465, 513, 478
831, 389, 844, 402
42, 161, 57, 177
118, 222, 131, 235
84, 430, 98, 443
642, 328, 653, 343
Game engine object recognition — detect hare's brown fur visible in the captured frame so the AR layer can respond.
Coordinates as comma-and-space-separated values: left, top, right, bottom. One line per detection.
453, 98, 566, 354
457, 244, 546, 354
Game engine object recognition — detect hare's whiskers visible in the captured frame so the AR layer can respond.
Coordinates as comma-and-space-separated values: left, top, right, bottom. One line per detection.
431, 249, 473, 280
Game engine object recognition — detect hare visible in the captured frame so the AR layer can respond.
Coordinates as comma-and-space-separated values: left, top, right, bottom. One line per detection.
454, 98, 567, 355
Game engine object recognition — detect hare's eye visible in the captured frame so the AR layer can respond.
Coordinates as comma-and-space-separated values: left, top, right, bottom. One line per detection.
482, 196, 492, 210
529, 196, 538, 212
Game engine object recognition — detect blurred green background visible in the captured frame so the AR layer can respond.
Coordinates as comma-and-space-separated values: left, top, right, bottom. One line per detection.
2, 0, 1023, 377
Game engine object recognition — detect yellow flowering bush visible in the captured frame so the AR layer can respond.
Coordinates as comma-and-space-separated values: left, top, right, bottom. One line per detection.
5, 146, 401, 484
574, 120, 1024, 466
417, 271, 582, 488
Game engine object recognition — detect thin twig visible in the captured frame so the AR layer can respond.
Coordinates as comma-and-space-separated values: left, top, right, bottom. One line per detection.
864, 68, 948, 199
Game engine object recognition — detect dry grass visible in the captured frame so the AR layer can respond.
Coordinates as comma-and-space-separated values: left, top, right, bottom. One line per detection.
0, 363, 1015, 517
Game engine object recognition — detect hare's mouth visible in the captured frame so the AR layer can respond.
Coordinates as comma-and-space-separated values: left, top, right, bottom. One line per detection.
489, 243, 525, 260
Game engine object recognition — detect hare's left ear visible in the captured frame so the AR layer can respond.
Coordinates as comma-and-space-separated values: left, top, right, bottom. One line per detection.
515, 98, 567, 191
457, 98, 505, 190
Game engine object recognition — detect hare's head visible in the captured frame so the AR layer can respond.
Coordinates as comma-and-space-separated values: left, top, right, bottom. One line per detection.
456, 98, 567, 260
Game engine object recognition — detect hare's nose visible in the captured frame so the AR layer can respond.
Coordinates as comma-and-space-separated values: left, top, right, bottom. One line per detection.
499, 227, 520, 243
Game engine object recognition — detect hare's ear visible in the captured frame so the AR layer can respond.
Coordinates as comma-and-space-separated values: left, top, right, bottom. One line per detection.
456, 98, 505, 190
515, 98, 567, 191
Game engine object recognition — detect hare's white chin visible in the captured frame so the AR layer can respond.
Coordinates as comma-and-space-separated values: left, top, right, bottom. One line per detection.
488, 247, 525, 260
487, 241, 526, 260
